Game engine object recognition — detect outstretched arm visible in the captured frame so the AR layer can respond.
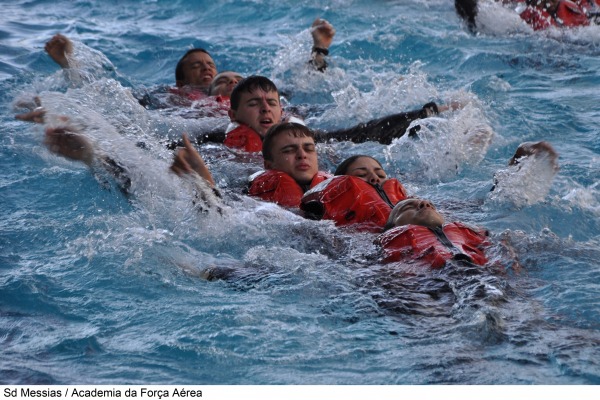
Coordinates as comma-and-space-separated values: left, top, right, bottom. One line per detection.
43, 125, 132, 193
309, 18, 335, 72
44, 126, 95, 165
317, 102, 441, 145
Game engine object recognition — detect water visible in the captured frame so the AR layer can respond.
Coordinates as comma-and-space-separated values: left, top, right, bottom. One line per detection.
1, 0, 600, 385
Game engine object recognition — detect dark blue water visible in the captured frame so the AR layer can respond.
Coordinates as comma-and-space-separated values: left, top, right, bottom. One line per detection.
1, 0, 600, 385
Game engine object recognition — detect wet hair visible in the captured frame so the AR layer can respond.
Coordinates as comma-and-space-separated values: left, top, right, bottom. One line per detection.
230, 75, 279, 110
208, 71, 243, 96
334, 155, 383, 176
262, 122, 315, 162
175, 48, 211, 83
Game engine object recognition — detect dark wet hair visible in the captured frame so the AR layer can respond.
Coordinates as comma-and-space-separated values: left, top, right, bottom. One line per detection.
230, 75, 279, 110
262, 122, 315, 162
175, 48, 211, 83
334, 155, 383, 176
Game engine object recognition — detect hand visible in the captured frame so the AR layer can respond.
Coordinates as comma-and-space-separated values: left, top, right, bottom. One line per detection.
44, 127, 95, 165
15, 107, 46, 124
170, 134, 215, 186
509, 141, 559, 171
311, 18, 335, 49
45, 33, 73, 68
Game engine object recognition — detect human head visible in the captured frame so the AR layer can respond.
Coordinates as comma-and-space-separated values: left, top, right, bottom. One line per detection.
208, 71, 244, 97
175, 48, 217, 88
228, 76, 282, 137
385, 198, 445, 231
262, 122, 318, 185
335, 155, 388, 185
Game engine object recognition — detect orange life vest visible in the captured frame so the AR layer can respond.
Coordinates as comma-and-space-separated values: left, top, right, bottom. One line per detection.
520, 1, 589, 30
300, 176, 408, 232
377, 222, 490, 268
169, 86, 208, 101
248, 170, 332, 208
223, 124, 264, 153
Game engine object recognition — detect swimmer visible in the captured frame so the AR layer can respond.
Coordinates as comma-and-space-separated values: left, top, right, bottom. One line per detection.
377, 198, 492, 268
301, 154, 410, 231
174, 17, 335, 95
209, 75, 460, 153
455, 0, 594, 32
208, 71, 244, 98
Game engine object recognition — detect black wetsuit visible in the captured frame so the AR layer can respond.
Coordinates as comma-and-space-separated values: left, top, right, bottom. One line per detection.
184, 102, 440, 148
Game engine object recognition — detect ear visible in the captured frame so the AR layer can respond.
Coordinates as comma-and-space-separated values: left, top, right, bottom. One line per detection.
228, 108, 236, 122
264, 159, 272, 169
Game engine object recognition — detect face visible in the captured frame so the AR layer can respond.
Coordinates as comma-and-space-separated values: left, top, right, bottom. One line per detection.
228, 89, 282, 137
178, 52, 217, 88
388, 199, 444, 229
210, 71, 243, 97
264, 132, 318, 185
345, 156, 388, 185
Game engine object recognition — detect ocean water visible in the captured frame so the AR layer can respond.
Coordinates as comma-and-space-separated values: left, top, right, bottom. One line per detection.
1, 0, 600, 385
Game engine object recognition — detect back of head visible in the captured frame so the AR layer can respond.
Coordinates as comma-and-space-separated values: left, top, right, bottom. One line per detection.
262, 122, 315, 162
230, 75, 279, 110
175, 48, 210, 83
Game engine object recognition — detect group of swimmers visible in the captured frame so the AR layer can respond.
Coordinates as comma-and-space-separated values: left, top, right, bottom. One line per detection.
16, 17, 560, 272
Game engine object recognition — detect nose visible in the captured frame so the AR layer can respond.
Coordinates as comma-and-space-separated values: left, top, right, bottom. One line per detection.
296, 148, 308, 159
418, 200, 433, 209
259, 98, 271, 113
368, 172, 381, 185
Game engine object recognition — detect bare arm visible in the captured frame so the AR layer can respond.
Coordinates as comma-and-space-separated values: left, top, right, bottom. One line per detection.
170, 133, 215, 188
309, 18, 335, 72
44, 34, 73, 69
43, 126, 132, 193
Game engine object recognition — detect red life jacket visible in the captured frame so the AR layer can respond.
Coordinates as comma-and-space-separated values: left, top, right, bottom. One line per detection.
169, 86, 208, 101
300, 176, 408, 232
520, 1, 589, 30
223, 124, 264, 153
377, 222, 490, 268
248, 170, 332, 208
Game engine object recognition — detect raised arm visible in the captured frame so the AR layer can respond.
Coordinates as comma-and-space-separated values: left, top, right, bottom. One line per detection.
44, 34, 74, 69
170, 133, 215, 188
309, 18, 336, 72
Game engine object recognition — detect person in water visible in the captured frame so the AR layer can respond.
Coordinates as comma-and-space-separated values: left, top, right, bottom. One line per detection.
376, 198, 492, 268
455, 0, 595, 32
300, 154, 410, 231
197, 75, 461, 153
242, 122, 408, 233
